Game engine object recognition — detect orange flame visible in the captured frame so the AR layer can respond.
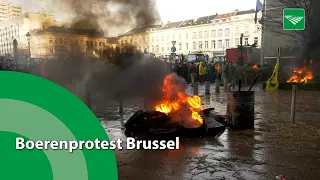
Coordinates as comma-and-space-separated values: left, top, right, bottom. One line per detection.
287, 60, 313, 83
252, 65, 258, 69
155, 74, 203, 126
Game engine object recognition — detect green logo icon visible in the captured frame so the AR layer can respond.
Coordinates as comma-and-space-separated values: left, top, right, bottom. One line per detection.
283, 8, 305, 30
0, 72, 118, 180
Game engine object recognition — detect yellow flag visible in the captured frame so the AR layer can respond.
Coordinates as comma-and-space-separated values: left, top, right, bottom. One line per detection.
266, 58, 279, 91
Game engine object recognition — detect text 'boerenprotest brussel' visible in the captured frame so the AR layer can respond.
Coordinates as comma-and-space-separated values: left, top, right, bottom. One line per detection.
15, 137, 180, 152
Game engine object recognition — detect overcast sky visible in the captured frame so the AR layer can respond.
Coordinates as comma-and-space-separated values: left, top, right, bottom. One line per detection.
157, 0, 257, 21
10, 0, 257, 22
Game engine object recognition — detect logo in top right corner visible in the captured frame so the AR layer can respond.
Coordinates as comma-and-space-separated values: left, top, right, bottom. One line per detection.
283, 8, 305, 30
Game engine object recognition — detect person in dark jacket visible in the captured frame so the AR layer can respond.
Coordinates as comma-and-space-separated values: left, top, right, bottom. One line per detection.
209, 63, 216, 83
181, 63, 189, 82
188, 62, 197, 85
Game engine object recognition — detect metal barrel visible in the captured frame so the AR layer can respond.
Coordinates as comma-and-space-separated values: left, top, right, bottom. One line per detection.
227, 91, 254, 129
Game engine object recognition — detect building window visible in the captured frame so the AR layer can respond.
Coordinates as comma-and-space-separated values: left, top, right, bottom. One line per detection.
254, 37, 258, 45
225, 39, 230, 48
49, 38, 53, 44
161, 36, 164, 41
59, 38, 63, 44
64, 39, 67, 45
198, 41, 202, 49
235, 38, 239, 46
192, 32, 196, 39
218, 29, 222, 37
161, 47, 164, 52
204, 41, 208, 49
244, 38, 249, 45
193, 42, 196, 49
211, 30, 216, 37
235, 27, 239, 34
55, 38, 58, 44
186, 43, 188, 50
204, 31, 209, 38
199, 31, 203, 38
172, 35, 175, 40
218, 40, 222, 48
156, 45, 159, 52
211, 40, 216, 49
186, 33, 188, 39
179, 43, 182, 50
225, 28, 230, 36
245, 26, 249, 33
50, 46, 54, 53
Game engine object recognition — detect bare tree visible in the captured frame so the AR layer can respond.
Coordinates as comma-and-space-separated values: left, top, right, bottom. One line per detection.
263, 0, 320, 59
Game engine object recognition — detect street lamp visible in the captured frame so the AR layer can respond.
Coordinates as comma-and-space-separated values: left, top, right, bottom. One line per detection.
26, 32, 31, 58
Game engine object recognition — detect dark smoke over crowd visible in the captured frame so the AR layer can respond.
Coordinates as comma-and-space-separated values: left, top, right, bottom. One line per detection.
5, 0, 172, 103
44, 55, 173, 102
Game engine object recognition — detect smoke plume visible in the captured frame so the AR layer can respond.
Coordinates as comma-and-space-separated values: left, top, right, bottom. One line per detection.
41, 0, 160, 36
44, 54, 173, 102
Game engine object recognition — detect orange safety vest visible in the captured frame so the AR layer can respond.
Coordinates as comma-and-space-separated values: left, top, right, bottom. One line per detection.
217, 65, 221, 73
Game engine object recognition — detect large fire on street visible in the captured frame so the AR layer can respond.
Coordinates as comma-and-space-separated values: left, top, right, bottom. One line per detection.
287, 60, 313, 83
154, 74, 203, 128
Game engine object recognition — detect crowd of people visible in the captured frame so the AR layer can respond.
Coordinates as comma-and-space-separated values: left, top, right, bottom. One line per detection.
168, 60, 227, 85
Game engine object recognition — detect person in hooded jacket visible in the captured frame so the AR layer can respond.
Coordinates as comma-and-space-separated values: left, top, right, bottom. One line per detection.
199, 62, 205, 84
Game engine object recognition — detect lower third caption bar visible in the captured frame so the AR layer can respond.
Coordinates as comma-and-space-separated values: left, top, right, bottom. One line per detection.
15, 137, 180, 152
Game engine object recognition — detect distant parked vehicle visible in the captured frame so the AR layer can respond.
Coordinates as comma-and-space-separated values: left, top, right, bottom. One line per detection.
187, 53, 206, 62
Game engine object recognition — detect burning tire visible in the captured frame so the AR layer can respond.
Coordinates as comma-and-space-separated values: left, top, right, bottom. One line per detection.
142, 110, 170, 128
124, 106, 227, 138
148, 128, 178, 139
124, 110, 144, 129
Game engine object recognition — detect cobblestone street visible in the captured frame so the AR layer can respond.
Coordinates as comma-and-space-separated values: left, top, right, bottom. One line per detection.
94, 84, 320, 180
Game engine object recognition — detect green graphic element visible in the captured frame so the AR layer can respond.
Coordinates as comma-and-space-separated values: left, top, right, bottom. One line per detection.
1, 132, 53, 179
283, 8, 305, 30
0, 71, 118, 180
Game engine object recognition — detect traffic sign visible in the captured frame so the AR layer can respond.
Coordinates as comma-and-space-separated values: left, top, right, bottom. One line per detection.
172, 41, 176, 46
171, 47, 176, 53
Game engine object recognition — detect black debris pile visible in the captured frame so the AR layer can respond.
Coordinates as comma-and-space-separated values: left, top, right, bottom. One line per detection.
124, 108, 227, 139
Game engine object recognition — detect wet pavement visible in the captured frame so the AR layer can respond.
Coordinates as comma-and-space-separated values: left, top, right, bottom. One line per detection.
92, 84, 320, 180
